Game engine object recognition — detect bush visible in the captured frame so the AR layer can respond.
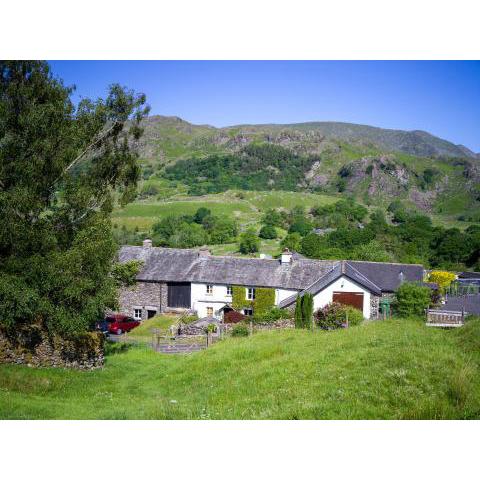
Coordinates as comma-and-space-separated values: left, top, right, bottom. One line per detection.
259, 225, 277, 239
427, 271, 456, 292
394, 282, 432, 317
315, 302, 362, 330
239, 228, 260, 254
231, 323, 250, 337
253, 307, 291, 324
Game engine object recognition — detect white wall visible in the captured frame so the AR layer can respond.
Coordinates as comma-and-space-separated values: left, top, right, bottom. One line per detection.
191, 283, 300, 318
312, 275, 371, 319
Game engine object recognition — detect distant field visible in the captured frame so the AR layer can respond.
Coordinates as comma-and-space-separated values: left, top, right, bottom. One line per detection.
1, 318, 479, 419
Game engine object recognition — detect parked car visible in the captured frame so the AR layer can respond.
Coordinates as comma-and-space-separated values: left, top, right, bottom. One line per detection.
106, 314, 140, 335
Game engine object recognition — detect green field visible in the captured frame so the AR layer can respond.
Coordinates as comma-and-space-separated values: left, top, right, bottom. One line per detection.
1, 318, 479, 419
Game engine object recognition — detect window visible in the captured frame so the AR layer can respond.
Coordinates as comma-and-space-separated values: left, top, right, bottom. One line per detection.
247, 287, 255, 300
244, 308, 253, 316
226, 285, 233, 296
206, 306, 214, 317
133, 308, 142, 320
206, 284, 213, 295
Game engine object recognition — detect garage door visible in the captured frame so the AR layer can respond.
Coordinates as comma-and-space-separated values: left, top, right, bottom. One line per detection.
167, 282, 191, 308
333, 292, 364, 311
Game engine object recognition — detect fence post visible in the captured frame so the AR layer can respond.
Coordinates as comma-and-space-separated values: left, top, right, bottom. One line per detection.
249, 319, 253, 336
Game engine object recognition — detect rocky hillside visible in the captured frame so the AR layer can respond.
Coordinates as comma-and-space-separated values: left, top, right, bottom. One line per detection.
136, 115, 480, 217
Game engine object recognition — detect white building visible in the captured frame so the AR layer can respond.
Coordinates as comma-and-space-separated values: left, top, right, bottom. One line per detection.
118, 241, 425, 321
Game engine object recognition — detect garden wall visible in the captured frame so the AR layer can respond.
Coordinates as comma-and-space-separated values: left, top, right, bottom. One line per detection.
0, 325, 104, 369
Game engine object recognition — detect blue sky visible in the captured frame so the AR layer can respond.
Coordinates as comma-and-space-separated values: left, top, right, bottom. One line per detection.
49, 61, 480, 152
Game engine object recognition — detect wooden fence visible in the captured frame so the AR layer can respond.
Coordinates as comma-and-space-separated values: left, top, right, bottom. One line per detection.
425, 309, 465, 327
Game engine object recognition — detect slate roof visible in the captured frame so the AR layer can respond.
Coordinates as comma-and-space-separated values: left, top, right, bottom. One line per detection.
118, 246, 337, 290
441, 295, 480, 316
348, 261, 425, 292
118, 246, 424, 296
278, 261, 382, 308
458, 271, 480, 279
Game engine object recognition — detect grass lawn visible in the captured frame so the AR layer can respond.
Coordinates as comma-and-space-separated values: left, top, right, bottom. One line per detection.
126, 315, 179, 342
1, 318, 479, 419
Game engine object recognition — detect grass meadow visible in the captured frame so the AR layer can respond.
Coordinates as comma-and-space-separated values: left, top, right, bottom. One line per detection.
1, 318, 479, 419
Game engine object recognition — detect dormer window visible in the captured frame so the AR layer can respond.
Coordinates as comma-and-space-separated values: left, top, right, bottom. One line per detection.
247, 287, 255, 300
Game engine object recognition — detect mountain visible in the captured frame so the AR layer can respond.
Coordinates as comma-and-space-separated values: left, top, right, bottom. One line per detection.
135, 116, 480, 217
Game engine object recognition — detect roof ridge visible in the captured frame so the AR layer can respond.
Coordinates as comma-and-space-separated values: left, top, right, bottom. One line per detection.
345, 261, 382, 292
349, 259, 424, 267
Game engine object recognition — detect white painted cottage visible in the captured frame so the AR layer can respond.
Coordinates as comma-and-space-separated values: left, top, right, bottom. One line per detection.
117, 240, 425, 321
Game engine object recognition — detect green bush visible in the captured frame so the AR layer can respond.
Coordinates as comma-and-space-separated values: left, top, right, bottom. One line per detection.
315, 302, 360, 330
253, 307, 291, 324
239, 228, 260, 254
231, 323, 250, 337
259, 225, 277, 239
343, 306, 364, 326
394, 282, 431, 317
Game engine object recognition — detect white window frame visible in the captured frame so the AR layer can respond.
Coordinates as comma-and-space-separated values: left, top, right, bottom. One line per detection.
226, 285, 233, 296
206, 306, 214, 317
247, 287, 255, 300
133, 308, 142, 320
206, 284, 213, 295
244, 307, 253, 316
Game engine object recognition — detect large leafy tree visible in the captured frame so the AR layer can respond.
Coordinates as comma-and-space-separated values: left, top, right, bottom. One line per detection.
0, 61, 149, 335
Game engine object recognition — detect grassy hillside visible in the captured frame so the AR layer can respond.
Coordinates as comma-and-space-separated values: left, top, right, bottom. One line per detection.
1, 318, 479, 419
134, 116, 480, 219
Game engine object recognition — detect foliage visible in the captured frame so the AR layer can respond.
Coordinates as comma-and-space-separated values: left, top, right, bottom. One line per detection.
351, 240, 394, 262
261, 209, 285, 228
427, 271, 457, 292
231, 323, 250, 337
294, 296, 303, 329
315, 302, 351, 330
393, 282, 432, 317
231, 286, 274, 315
164, 143, 320, 194
0, 61, 149, 335
239, 228, 260, 254
194, 207, 211, 224
301, 293, 314, 329
259, 225, 277, 239
281, 233, 302, 252
252, 307, 291, 324
253, 288, 276, 315
231, 286, 253, 311
111, 260, 143, 287
288, 217, 312, 236
343, 306, 364, 326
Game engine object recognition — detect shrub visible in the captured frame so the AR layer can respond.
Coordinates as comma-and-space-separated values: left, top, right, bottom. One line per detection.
394, 282, 432, 317
301, 293, 314, 329
259, 225, 277, 239
295, 296, 303, 329
343, 306, 363, 326
239, 228, 260, 254
427, 271, 456, 292
253, 307, 291, 324
281, 232, 302, 252
231, 323, 250, 337
315, 302, 353, 330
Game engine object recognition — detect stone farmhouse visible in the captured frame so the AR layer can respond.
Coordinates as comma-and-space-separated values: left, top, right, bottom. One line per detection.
117, 239, 425, 321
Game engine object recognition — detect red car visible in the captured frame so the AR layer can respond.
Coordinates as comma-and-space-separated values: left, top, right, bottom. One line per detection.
106, 314, 140, 335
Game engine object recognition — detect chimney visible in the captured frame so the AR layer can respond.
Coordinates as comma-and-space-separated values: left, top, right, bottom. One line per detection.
143, 239, 152, 248
281, 248, 292, 264
198, 246, 211, 258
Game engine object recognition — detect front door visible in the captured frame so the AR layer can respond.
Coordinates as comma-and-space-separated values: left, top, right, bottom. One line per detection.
332, 292, 364, 312
167, 282, 191, 308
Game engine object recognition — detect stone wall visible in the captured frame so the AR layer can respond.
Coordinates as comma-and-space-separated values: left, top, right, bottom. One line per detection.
0, 326, 104, 369
118, 281, 167, 319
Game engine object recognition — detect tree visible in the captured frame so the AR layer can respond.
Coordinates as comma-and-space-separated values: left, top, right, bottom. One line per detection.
239, 228, 260, 254
194, 207, 211, 224
261, 209, 284, 227
0, 61, 149, 336
168, 222, 208, 248
259, 225, 277, 239
207, 217, 238, 244
294, 296, 303, 329
288, 217, 312, 236
351, 240, 393, 262
394, 282, 431, 317
427, 271, 456, 292
281, 232, 302, 252
301, 293, 314, 329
